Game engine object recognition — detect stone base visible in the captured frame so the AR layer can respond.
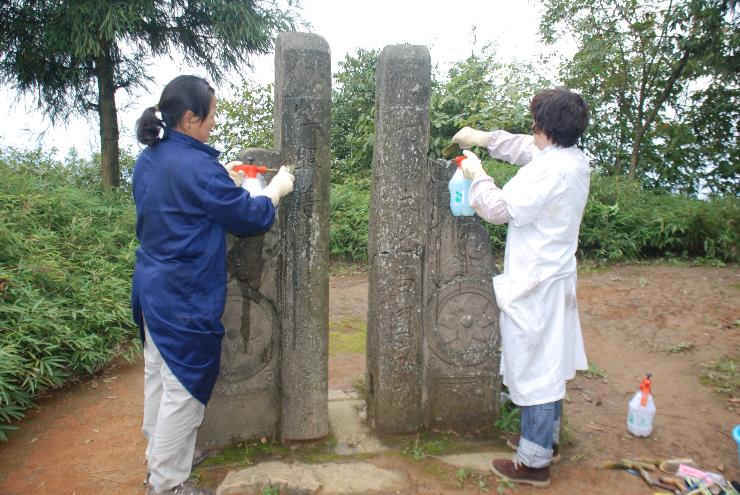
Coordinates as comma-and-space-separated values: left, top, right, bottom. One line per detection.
216, 461, 407, 495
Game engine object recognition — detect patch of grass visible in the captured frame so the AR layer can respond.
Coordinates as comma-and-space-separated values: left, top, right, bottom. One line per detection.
666, 341, 694, 353
700, 356, 739, 397
198, 438, 291, 469
570, 453, 586, 463
329, 258, 368, 275
329, 317, 366, 355
400, 432, 452, 460
578, 261, 613, 274
496, 478, 514, 494
455, 467, 470, 486
579, 362, 608, 380
351, 373, 367, 398
329, 315, 366, 332
559, 416, 576, 448
493, 400, 520, 434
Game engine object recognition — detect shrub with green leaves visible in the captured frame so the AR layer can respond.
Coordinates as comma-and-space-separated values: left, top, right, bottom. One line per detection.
581, 175, 738, 261
329, 177, 370, 260
0, 147, 138, 440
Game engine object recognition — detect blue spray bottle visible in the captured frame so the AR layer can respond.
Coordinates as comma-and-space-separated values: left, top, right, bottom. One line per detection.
448, 155, 475, 217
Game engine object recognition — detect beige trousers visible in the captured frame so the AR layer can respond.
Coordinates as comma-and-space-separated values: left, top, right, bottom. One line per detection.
143, 321, 205, 492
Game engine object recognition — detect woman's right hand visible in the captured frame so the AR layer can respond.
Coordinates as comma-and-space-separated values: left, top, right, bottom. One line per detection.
258, 166, 295, 207
452, 127, 494, 149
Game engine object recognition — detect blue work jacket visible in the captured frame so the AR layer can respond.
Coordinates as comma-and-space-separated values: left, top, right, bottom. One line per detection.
131, 129, 275, 405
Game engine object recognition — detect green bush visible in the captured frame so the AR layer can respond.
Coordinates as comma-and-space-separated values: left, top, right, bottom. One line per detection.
326, 164, 738, 264
330, 176, 370, 260
0, 148, 138, 440
581, 176, 738, 261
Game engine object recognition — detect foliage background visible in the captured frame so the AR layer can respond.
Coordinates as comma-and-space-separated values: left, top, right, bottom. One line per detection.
0, 147, 138, 440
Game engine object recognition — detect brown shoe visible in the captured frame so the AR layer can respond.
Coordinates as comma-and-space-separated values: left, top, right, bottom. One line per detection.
505, 434, 561, 464
491, 458, 551, 488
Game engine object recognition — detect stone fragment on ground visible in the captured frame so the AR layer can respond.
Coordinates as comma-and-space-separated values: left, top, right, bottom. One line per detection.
439, 451, 512, 474
216, 461, 407, 495
328, 397, 386, 455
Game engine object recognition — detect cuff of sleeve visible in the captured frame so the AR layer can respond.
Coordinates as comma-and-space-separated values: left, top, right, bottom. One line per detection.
471, 174, 495, 187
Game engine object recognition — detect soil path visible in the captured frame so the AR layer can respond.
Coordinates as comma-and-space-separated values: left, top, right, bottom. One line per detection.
0, 265, 738, 495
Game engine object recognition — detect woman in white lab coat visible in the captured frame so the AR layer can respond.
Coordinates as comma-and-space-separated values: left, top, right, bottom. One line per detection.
453, 87, 590, 488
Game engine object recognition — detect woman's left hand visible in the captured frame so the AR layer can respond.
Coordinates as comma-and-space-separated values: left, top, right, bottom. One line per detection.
224, 161, 246, 186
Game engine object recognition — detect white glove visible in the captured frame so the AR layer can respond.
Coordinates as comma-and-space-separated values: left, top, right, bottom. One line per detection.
224, 161, 246, 186
257, 166, 295, 207
460, 150, 486, 180
452, 127, 493, 149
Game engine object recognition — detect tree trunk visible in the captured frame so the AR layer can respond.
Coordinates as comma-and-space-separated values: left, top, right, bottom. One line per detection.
628, 50, 690, 180
97, 44, 120, 190
628, 130, 643, 179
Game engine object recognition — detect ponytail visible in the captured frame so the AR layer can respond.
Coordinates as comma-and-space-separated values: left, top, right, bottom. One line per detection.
136, 106, 164, 146
136, 75, 215, 147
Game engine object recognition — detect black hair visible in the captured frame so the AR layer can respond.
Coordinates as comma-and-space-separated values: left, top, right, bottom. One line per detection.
530, 87, 590, 147
136, 75, 215, 146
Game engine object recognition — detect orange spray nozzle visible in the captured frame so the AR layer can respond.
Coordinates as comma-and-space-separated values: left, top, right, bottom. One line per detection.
639, 374, 652, 406
232, 164, 269, 178
452, 156, 465, 168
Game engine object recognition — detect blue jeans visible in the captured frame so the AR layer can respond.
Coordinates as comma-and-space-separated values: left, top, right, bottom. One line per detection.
516, 400, 561, 468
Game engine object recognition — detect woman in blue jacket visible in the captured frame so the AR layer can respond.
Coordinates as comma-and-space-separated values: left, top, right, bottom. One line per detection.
132, 75, 294, 495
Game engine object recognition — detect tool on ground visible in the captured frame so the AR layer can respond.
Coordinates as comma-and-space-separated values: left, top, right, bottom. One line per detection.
628, 373, 656, 437
660, 459, 697, 475
448, 155, 475, 217
676, 465, 727, 488
637, 465, 684, 493
231, 157, 278, 195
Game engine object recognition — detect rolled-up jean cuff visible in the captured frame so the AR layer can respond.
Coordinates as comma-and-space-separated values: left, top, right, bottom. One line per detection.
516, 436, 553, 469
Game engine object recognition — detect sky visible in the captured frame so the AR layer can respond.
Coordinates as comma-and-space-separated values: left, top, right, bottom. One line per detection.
0, 0, 570, 159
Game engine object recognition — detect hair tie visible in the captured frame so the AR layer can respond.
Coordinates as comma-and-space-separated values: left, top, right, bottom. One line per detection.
153, 104, 163, 122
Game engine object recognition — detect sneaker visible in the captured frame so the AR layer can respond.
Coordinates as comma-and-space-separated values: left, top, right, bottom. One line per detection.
146, 481, 214, 495
491, 458, 551, 488
505, 434, 561, 464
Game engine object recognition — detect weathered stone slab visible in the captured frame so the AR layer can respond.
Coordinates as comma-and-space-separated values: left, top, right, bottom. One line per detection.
217, 462, 320, 495
274, 32, 331, 442
200, 32, 330, 449
439, 451, 511, 474
329, 399, 386, 455
198, 149, 282, 448
422, 158, 500, 429
217, 462, 407, 495
366, 45, 431, 434
367, 44, 500, 434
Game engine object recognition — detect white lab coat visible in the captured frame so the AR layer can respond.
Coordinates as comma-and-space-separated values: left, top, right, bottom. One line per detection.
474, 131, 590, 406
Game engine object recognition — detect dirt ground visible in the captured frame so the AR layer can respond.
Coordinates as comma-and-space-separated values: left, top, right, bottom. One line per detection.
0, 264, 738, 495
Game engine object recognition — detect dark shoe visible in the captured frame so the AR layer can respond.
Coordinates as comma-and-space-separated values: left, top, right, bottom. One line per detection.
491, 458, 551, 488
505, 434, 561, 464
146, 481, 214, 495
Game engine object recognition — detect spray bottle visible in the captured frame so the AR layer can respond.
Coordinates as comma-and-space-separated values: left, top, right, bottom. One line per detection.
627, 373, 656, 437
448, 155, 475, 217
232, 157, 276, 196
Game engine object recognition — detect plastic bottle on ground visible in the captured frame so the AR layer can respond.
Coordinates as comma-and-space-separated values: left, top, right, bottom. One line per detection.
627, 374, 655, 437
